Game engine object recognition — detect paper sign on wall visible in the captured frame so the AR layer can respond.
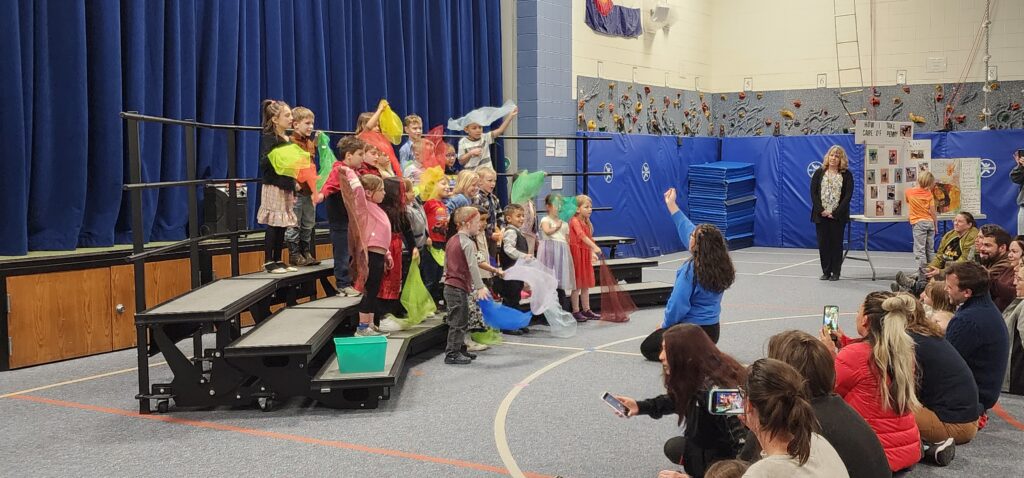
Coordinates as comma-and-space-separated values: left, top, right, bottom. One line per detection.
854, 120, 914, 145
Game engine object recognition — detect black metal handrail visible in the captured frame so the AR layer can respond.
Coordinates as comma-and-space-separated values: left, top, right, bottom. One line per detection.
122, 177, 259, 191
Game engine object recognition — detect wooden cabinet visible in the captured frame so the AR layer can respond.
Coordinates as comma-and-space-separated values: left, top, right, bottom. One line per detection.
7, 269, 113, 369
109, 259, 193, 349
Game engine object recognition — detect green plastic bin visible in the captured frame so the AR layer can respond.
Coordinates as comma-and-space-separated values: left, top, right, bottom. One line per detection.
333, 335, 388, 374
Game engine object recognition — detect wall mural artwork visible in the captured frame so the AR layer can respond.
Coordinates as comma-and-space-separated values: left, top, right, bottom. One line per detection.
576, 75, 1024, 137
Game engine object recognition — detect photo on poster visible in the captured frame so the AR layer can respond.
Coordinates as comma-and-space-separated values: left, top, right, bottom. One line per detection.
888, 149, 899, 165
894, 168, 903, 183
868, 149, 878, 164
893, 200, 903, 216
905, 167, 917, 183
918, 161, 930, 173
866, 169, 876, 184
900, 125, 913, 138
932, 159, 962, 214
869, 185, 878, 199
880, 168, 890, 184
875, 201, 885, 216
887, 185, 896, 200
911, 149, 925, 160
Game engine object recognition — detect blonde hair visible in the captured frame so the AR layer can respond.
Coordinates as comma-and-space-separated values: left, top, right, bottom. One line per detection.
453, 170, 480, 196
403, 114, 422, 127
574, 195, 594, 233
355, 112, 373, 133
476, 167, 497, 180
453, 206, 479, 226
359, 174, 384, 192
861, 291, 920, 414
917, 171, 935, 189
821, 145, 849, 171
291, 106, 314, 123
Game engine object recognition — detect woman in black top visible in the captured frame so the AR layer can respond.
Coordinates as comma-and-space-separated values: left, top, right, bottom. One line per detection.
904, 294, 980, 445
614, 324, 747, 478
739, 330, 892, 478
810, 146, 854, 281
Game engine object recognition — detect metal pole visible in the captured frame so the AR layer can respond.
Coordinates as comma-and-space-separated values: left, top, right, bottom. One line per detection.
226, 132, 240, 277
582, 138, 590, 196
185, 123, 200, 288
127, 114, 151, 414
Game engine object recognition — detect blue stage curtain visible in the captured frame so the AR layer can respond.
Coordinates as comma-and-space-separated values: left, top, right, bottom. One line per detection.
0, 0, 503, 255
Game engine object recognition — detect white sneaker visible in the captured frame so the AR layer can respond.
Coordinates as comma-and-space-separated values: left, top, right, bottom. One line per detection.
355, 325, 390, 337
464, 337, 489, 352
284, 265, 298, 272
378, 316, 406, 333
341, 286, 362, 297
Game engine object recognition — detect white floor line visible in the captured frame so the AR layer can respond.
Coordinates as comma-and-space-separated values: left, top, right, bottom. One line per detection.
758, 258, 820, 275
722, 312, 856, 326
501, 341, 645, 358
0, 360, 172, 399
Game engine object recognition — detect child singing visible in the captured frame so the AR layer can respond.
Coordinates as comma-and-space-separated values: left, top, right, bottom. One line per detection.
442, 207, 491, 365
569, 195, 602, 321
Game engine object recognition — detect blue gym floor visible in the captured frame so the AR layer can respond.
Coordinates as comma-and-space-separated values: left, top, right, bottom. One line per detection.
1, 247, 1021, 477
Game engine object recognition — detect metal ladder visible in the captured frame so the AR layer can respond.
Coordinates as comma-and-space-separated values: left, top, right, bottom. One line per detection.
833, 0, 868, 123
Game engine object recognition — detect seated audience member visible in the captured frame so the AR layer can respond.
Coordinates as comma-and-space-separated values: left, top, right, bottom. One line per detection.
944, 262, 1010, 422
1004, 265, 1024, 395
893, 211, 978, 295
703, 460, 749, 478
614, 324, 747, 478
920, 277, 956, 332
976, 224, 1016, 311
739, 331, 891, 477
740, 359, 849, 478
1008, 236, 1023, 266
819, 291, 921, 473
903, 292, 978, 459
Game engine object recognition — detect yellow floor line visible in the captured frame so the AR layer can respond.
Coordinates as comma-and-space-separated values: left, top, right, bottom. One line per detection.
0, 359, 174, 399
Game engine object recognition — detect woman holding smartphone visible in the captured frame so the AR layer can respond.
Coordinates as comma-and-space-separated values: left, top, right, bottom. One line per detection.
613, 324, 747, 478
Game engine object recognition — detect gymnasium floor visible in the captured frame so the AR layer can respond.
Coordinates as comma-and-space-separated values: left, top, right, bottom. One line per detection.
1, 247, 1022, 477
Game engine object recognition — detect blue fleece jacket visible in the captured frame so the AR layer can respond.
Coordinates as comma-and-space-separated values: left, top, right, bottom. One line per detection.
662, 211, 723, 328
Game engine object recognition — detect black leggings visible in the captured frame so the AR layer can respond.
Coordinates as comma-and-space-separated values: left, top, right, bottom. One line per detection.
640, 323, 721, 362
264, 226, 286, 263
358, 252, 386, 315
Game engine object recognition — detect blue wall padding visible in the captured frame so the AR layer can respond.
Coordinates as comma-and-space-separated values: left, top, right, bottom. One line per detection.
576, 133, 720, 257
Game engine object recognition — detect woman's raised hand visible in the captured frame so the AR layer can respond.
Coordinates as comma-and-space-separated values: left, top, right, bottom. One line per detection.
664, 188, 680, 214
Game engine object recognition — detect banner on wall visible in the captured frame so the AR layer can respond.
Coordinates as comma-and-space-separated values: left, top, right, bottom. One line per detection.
584, 0, 643, 38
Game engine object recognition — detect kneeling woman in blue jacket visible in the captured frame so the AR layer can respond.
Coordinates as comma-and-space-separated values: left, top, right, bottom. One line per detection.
641, 188, 736, 361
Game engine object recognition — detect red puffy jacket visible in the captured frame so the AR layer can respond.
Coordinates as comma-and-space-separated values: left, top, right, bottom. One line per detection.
835, 339, 921, 472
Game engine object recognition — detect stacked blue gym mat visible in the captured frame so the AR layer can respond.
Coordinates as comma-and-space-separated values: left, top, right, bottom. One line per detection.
687, 162, 756, 249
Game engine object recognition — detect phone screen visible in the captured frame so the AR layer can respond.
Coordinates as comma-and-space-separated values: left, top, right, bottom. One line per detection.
708, 389, 745, 415
601, 392, 629, 416
823, 305, 840, 332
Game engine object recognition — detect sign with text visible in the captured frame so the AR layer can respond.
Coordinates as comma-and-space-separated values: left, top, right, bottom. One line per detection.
854, 120, 915, 145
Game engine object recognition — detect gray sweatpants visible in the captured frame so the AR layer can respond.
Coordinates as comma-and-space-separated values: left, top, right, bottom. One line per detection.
912, 221, 935, 273
443, 285, 470, 356
285, 194, 315, 244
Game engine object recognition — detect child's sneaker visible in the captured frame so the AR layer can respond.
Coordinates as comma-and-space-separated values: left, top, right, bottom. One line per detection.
464, 337, 488, 352
355, 325, 390, 337
340, 286, 362, 297
378, 315, 406, 333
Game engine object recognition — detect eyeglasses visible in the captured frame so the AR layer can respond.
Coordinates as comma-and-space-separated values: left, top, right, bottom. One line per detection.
445, 152, 457, 158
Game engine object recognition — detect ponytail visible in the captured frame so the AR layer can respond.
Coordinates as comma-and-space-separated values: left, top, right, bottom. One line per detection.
746, 359, 820, 466
862, 292, 921, 414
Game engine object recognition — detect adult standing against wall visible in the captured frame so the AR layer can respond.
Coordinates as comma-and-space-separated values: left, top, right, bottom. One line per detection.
810, 146, 854, 281
1010, 149, 1024, 235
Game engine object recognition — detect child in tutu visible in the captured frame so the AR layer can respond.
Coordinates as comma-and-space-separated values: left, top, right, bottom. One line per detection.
569, 195, 602, 322
538, 194, 576, 314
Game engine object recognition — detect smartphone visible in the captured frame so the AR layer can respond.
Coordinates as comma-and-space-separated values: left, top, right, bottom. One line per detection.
823, 305, 840, 332
1017, 148, 1024, 158
601, 392, 629, 416
708, 389, 744, 415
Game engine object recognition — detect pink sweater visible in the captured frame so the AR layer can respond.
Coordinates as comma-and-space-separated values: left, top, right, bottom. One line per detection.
363, 202, 392, 250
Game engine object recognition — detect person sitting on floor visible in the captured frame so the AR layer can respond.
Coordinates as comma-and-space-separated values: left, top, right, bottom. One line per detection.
740, 358, 849, 478
976, 224, 1017, 311
893, 211, 978, 295
614, 324, 747, 478
1003, 264, 1024, 395
739, 330, 891, 477
920, 277, 956, 332
944, 261, 1010, 427
818, 291, 922, 473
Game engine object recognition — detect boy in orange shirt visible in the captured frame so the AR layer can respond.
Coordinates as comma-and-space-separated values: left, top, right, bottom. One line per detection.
905, 171, 938, 275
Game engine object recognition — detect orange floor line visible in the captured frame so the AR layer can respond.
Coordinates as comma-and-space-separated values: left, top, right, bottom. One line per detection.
991, 402, 1024, 432
9, 394, 553, 478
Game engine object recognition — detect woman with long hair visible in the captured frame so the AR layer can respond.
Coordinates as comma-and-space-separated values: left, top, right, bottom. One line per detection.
741, 358, 848, 477
903, 292, 977, 462
810, 145, 854, 281
614, 324, 747, 478
641, 188, 735, 361
819, 291, 922, 472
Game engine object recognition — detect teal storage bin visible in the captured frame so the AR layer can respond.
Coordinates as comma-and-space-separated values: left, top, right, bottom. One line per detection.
333, 335, 388, 373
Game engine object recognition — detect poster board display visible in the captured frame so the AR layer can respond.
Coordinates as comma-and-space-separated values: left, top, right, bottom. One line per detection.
931, 158, 981, 215
858, 121, 912, 218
